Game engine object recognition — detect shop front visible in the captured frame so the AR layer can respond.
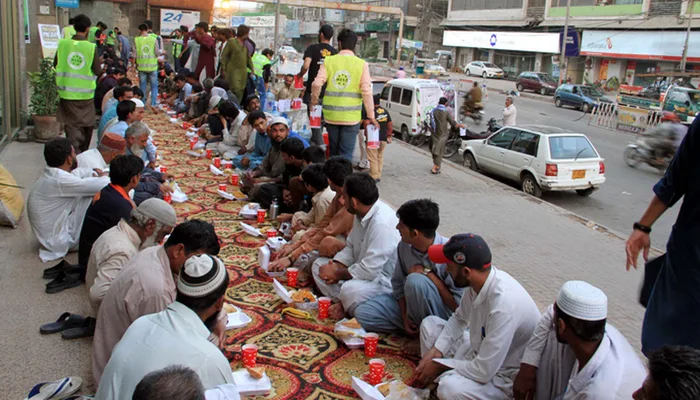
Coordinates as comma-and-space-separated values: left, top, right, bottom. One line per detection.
443, 30, 560, 80
0, 0, 23, 147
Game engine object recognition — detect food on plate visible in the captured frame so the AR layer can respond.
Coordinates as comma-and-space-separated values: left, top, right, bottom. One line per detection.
223, 303, 238, 314
342, 318, 362, 329
281, 307, 313, 320
377, 382, 391, 397
246, 366, 266, 380
291, 289, 316, 303
247, 202, 260, 211
377, 381, 408, 397
335, 330, 362, 340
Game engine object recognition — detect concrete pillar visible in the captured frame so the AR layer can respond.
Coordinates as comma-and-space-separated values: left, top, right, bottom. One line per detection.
488, 49, 495, 63
535, 53, 543, 72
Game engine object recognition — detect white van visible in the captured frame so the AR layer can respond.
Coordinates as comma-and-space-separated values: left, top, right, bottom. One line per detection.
379, 79, 443, 139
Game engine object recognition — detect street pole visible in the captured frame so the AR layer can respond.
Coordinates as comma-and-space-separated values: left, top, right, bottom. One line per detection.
680, 0, 695, 72
558, 0, 571, 86
273, 0, 281, 56
388, 14, 394, 65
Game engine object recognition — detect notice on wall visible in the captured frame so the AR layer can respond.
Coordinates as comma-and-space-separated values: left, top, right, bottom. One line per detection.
160, 9, 201, 36
38, 24, 61, 59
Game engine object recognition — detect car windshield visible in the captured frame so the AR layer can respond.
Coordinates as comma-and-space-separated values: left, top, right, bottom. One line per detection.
549, 136, 598, 160
536, 74, 557, 84
483, 63, 496, 68
579, 87, 604, 97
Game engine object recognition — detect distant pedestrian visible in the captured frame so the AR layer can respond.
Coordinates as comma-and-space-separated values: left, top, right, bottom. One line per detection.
430, 97, 464, 175
362, 94, 393, 181
395, 66, 406, 79
116, 29, 131, 68
135, 23, 159, 108
503, 96, 517, 126
189, 22, 216, 81
62, 17, 76, 39
220, 24, 254, 103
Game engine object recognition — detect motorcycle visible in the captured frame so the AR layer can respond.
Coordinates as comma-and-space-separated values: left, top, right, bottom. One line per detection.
624, 137, 672, 172
460, 103, 485, 124
483, 117, 503, 135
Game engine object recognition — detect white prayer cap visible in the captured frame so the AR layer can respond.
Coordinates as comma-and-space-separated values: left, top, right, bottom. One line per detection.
136, 198, 177, 227
556, 281, 608, 321
208, 95, 222, 111
130, 98, 145, 108
177, 254, 228, 298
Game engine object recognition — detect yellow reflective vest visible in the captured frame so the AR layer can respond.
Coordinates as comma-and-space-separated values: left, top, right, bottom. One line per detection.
322, 54, 365, 123
135, 35, 158, 72
55, 39, 97, 100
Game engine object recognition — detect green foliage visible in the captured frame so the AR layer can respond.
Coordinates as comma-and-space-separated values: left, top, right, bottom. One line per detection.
361, 38, 380, 60
257, 4, 293, 19
28, 58, 59, 116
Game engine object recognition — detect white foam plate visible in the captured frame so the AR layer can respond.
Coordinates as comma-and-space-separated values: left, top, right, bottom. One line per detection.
187, 150, 205, 157
232, 369, 272, 397
210, 165, 224, 175
352, 377, 385, 400
218, 189, 235, 200
273, 279, 294, 303
240, 222, 262, 237
238, 204, 259, 218
186, 130, 197, 138
166, 111, 177, 115
169, 117, 179, 123
335, 318, 367, 349
226, 311, 252, 330
266, 236, 287, 251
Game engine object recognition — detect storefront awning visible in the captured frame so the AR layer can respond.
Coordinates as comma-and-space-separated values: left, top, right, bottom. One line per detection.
440, 19, 529, 28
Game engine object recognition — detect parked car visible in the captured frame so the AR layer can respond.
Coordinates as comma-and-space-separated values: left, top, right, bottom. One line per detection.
464, 61, 505, 79
379, 79, 443, 140
460, 125, 605, 198
425, 64, 446, 75
516, 72, 558, 96
554, 84, 612, 113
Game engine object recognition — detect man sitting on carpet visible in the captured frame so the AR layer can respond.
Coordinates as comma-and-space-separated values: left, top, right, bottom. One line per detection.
278, 163, 336, 239
414, 234, 540, 399
76, 133, 126, 171
105, 99, 157, 166
93, 220, 221, 383
355, 199, 463, 335
232, 110, 270, 171
46, 155, 144, 294
132, 366, 206, 400
123, 122, 173, 204
96, 254, 234, 399
27, 138, 110, 265
166, 74, 193, 114
97, 86, 133, 140
513, 281, 645, 400
269, 156, 354, 277
247, 136, 307, 209
312, 173, 400, 319
101, 77, 133, 115
632, 346, 700, 400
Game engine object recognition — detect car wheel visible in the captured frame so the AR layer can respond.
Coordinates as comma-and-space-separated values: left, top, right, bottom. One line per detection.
576, 188, 595, 197
540, 87, 547, 96
521, 173, 542, 198
399, 125, 409, 142
555, 97, 562, 108
517, 83, 524, 92
581, 103, 591, 113
463, 152, 478, 171
482, 72, 487, 78
466, 68, 471, 76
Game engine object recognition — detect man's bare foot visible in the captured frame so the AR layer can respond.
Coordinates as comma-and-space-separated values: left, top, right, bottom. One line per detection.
329, 303, 346, 320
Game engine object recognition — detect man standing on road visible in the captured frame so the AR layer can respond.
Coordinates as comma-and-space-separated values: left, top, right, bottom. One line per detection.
311, 29, 378, 161
626, 119, 700, 356
503, 96, 517, 126
430, 97, 465, 175
298, 24, 337, 147
135, 23, 159, 109
54, 14, 103, 153
116, 29, 131, 70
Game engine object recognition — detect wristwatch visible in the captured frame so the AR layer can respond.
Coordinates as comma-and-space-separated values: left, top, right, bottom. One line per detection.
633, 222, 652, 234
422, 267, 433, 276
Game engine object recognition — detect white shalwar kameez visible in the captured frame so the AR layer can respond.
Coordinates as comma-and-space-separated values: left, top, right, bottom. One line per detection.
420, 267, 540, 400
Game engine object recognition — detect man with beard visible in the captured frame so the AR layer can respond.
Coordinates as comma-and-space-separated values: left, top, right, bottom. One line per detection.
27, 138, 110, 264
513, 281, 645, 400
124, 121, 158, 168
414, 233, 540, 399
107, 99, 157, 166
96, 254, 233, 399
312, 173, 400, 319
92, 220, 221, 383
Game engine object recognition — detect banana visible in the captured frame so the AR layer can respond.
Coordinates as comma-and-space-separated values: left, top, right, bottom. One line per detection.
281, 307, 313, 320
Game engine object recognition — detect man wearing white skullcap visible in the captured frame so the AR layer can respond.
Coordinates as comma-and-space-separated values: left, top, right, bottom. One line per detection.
513, 281, 646, 400
96, 254, 236, 400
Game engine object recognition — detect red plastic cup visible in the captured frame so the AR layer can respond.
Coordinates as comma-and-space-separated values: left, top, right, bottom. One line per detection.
318, 297, 331, 319
266, 228, 277, 238
206, 149, 213, 159
231, 173, 239, 186
294, 75, 304, 89
323, 130, 330, 158
286, 268, 299, 288
368, 358, 385, 385
163, 193, 172, 204
213, 157, 221, 168
218, 183, 227, 192
242, 344, 258, 368
364, 333, 379, 358
257, 209, 266, 224
189, 137, 198, 150
160, 166, 168, 174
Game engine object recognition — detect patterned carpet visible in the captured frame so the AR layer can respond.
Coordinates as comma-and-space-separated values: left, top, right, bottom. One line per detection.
144, 112, 421, 399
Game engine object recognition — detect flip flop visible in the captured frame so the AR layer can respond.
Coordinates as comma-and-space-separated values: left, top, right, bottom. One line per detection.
42, 260, 68, 280
25, 376, 83, 400
40, 313, 86, 335
61, 317, 96, 340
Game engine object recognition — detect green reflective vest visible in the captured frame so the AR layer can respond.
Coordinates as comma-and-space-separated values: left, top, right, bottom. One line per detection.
105, 29, 116, 46
62, 25, 76, 40
135, 35, 158, 72
173, 41, 182, 59
55, 39, 97, 100
87, 26, 99, 43
322, 55, 365, 123
252, 53, 271, 78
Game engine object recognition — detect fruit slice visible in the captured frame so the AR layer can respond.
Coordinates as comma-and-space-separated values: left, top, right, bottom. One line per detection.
342, 318, 362, 329
247, 366, 266, 380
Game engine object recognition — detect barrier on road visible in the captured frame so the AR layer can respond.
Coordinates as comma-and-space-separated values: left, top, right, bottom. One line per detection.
588, 102, 663, 134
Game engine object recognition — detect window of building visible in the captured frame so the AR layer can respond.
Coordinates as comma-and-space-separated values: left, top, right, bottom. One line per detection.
552, 0, 641, 5
451, 0, 524, 11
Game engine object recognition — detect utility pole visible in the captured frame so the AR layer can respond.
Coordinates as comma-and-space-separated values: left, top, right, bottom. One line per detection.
273, 0, 281, 55
681, 0, 695, 72
558, 0, 572, 86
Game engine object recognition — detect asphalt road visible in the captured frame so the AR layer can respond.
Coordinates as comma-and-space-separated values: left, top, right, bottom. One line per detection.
441, 90, 679, 248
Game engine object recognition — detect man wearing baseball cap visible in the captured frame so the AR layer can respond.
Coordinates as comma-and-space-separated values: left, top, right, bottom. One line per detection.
414, 233, 540, 399
513, 281, 645, 400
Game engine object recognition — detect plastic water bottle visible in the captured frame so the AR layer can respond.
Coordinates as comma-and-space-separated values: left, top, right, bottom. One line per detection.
264, 89, 276, 112
270, 102, 281, 117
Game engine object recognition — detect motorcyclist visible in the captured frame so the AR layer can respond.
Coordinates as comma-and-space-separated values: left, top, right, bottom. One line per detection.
645, 111, 687, 163
462, 81, 483, 117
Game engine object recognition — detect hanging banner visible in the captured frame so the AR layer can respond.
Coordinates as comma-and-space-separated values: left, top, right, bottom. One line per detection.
55, 0, 79, 8
38, 24, 61, 59
160, 9, 200, 36
559, 26, 580, 57
244, 16, 276, 27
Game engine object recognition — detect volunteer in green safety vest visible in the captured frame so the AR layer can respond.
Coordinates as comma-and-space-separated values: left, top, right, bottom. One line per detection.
252, 49, 274, 92
62, 17, 76, 39
135, 23, 159, 107
309, 29, 378, 161
54, 14, 102, 152
105, 27, 117, 48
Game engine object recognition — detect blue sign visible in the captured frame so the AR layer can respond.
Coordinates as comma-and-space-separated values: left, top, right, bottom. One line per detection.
285, 20, 300, 39
230, 16, 246, 27
55, 0, 79, 8
559, 27, 580, 57
490, 34, 497, 47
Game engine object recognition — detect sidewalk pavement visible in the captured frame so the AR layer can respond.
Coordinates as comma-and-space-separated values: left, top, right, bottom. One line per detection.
0, 134, 647, 397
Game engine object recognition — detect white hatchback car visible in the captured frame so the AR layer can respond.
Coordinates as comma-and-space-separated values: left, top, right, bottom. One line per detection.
465, 61, 505, 78
460, 125, 606, 197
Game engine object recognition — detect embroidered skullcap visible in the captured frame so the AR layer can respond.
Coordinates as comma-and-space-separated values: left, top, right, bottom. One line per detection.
177, 254, 227, 298
556, 280, 608, 321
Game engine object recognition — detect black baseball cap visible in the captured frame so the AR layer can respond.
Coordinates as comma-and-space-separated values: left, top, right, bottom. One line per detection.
428, 233, 492, 269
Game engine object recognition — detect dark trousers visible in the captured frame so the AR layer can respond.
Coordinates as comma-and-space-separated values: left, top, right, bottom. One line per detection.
64, 125, 93, 153
326, 123, 360, 161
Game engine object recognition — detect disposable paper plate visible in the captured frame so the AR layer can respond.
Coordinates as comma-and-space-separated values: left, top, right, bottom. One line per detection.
272, 279, 318, 310
169, 117, 179, 123
232, 369, 272, 397
193, 142, 205, 150
210, 165, 224, 175
187, 150, 205, 157
259, 246, 285, 277
166, 110, 177, 115
240, 222, 262, 237
186, 130, 197, 138
226, 311, 252, 330
171, 183, 188, 203
265, 236, 287, 251
218, 189, 235, 200
239, 204, 259, 219
335, 318, 367, 349
352, 377, 385, 400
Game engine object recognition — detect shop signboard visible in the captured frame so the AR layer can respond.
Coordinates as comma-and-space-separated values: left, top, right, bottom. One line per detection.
396, 39, 423, 50
230, 16, 246, 27
616, 105, 650, 134
245, 16, 276, 27
581, 30, 700, 62
286, 20, 300, 39
559, 27, 580, 57
301, 20, 320, 35
160, 9, 200, 36
443, 31, 560, 54
55, 0, 79, 8
38, 24, 60, 58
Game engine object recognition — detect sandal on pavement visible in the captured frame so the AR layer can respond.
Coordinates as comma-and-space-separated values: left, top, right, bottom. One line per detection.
25, 376, 83, 400
40, 313, 86, 335
61, 317, 96, 340
431, 168, 441, 175
45, 272, 83, 294
42, 260, 69, 280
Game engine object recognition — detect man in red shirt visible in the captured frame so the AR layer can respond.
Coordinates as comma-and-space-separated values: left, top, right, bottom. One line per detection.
189, 22, 216, 80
